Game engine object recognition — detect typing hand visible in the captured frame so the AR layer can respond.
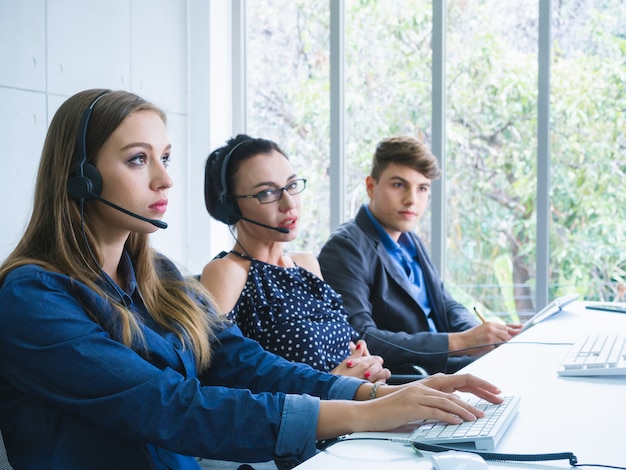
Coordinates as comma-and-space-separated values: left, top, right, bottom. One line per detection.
361, 380, 488, 429
417, 372, 504, 405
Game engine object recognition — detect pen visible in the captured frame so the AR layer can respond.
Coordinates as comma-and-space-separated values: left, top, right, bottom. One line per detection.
473, 306, 487, 323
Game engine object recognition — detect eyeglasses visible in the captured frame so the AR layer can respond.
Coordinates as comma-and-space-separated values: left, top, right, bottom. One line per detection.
232, 178, 307, 204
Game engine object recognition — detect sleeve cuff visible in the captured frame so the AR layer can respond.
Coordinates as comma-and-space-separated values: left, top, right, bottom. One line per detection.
274, 378, 365, 464
275, 394, 320, 464
326, 375, 366, 400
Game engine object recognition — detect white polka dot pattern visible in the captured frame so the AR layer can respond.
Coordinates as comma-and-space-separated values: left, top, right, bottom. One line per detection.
227, 257, 357, 372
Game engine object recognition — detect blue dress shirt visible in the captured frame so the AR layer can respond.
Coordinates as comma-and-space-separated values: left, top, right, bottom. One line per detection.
364, 205, 437, 332
0, 252, 364, 469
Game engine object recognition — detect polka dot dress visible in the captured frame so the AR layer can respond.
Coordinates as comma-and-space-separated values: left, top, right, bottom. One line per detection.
225, 251, 357, 372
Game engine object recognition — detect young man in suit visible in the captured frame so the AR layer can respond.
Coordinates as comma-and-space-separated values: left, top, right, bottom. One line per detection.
318, 136, 521, 374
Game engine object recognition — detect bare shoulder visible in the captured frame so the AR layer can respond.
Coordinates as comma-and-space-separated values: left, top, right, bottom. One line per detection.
200, 255, 249, 314
289, 251, 323, 278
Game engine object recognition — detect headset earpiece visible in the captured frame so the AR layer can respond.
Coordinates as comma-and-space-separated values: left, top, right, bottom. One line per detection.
214, 194, 242, 225
68, 162, 102, 200
213, 138, 251, 225
67, 90, 109, 202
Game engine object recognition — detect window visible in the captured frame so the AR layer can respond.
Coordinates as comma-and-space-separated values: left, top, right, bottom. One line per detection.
246, 1, 331, 253
244, 0, 626, 318
550, 0, 626, 303
445, 0, 540, 320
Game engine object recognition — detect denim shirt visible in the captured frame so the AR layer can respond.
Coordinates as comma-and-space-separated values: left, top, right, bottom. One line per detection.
0, 253, 364, 469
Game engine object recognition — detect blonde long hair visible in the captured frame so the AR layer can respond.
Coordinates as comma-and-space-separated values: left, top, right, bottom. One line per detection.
0, 89, 216, 370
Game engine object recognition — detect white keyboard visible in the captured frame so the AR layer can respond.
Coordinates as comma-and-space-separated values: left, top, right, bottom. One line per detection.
346, 395, 520, 451
408, 395, 520, 450
558, 333, 626, 377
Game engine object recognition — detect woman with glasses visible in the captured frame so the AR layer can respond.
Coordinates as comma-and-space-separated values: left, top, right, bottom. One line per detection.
202, 134, 391, 383
0, 92, 505, 470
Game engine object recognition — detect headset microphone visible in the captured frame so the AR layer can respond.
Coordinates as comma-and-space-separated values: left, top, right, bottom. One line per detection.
68, 90, 168, 309
210, 137, 293, 235
239, 216, 289, 234
67, 90, 168, 231
212, 138, 291, 234
91, 194, 168, 229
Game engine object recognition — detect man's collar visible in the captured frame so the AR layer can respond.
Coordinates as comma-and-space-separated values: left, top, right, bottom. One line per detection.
363, 204, 400, 253
363, 204, 417, 258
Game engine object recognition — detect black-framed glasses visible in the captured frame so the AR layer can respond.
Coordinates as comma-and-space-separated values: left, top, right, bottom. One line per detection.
232, 178, 307, 204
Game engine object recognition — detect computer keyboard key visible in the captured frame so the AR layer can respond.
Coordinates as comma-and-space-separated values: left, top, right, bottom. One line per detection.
408, 395, 520, 450
558, 333, 626, 377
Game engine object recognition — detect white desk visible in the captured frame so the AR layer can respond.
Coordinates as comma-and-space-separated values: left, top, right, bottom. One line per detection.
296, 301, 626, 469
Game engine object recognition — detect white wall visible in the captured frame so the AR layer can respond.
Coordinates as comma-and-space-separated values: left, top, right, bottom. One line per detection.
0, 0, 233, 275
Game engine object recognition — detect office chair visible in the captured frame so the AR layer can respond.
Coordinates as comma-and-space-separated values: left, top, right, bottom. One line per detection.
387, 373, 428, 384
386, 363, 429, 384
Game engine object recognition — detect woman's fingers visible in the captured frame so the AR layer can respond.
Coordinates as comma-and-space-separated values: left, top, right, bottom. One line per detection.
419, 373, 503, 404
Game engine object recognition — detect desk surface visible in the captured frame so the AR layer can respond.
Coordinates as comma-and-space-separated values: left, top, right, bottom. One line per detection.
295, 301, 626, 469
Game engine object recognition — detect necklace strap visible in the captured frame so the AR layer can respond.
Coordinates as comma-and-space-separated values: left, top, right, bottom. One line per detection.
229, 249, 254, 261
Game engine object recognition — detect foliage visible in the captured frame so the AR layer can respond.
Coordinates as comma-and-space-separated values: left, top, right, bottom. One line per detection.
246, 0, 626, 317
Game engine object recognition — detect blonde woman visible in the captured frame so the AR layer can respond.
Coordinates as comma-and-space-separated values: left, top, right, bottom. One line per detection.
0, 90, 503, 469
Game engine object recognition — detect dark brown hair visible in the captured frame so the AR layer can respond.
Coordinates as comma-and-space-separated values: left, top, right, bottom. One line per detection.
370, 135, 441, 181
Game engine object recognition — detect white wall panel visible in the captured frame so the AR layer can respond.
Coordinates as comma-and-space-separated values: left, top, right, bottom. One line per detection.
47, 0, 131, 95
131, 0, 187, 115
0, 0, 219, 273
0, 0, 46, 90
207, 0, 236, 262
0, 89, 47, 260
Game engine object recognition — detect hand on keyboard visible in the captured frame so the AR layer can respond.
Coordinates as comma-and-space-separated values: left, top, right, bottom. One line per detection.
409, 395, 521, 451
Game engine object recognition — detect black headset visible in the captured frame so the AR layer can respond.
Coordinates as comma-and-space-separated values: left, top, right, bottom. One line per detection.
213, 138, 252, 225
67, 90, 110, 201
65, 90, 134, 307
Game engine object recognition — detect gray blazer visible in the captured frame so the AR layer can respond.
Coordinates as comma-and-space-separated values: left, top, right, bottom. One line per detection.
318, 205, 479, 374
